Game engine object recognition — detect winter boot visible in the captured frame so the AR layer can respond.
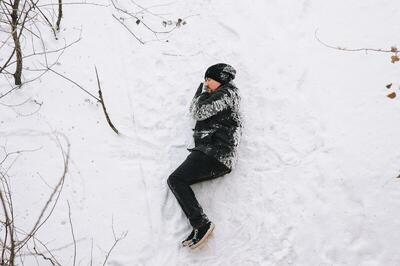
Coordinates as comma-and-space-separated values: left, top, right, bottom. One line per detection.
181, 229, 195, 247
188, 221, 215, 249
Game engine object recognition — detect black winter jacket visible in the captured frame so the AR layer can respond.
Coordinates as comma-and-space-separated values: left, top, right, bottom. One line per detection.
188, 81, 242, 169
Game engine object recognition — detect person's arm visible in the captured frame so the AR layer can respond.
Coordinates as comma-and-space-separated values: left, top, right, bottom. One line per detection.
190, 85, 233, 121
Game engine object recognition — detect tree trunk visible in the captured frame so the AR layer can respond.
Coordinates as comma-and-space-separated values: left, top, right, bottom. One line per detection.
11, 0, 22, 85
56, 0, 62, 31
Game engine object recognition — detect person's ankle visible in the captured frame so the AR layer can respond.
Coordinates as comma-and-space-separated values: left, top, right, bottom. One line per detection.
195, 219, 211, 229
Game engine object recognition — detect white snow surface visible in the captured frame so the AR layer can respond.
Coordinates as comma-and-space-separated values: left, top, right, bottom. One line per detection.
1, 0, 400, 265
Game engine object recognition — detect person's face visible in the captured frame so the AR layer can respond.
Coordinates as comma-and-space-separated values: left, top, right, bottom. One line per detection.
204, 77, 222, 92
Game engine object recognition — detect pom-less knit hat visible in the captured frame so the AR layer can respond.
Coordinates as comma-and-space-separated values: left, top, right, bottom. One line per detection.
204, 63, 236, 84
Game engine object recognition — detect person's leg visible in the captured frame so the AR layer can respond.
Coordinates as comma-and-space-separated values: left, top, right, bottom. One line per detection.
167, 150, 230, 228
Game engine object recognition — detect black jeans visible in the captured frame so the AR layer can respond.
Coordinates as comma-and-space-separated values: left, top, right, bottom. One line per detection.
167, 150, 231, 228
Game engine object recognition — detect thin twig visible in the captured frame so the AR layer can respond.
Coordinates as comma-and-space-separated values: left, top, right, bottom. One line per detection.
314, 29, 393, 53
129, 0, 173, 20
47, 68, 100, 101
32, 241, 57, 266
95, 66, 120, 135
111, 14, 144, 44
5, 37, 81, 68
37, 2, 108, 8
111, 0, 175, 35
0, 97, 31, 107
90, 238, 93, 266
28, 0, 57, 39
0, 147, 43, 172
0, 186, 11, 264
67, 201, 76, 266
102, 219, 128, 266
0, 86, 19, 100
16, 135, 70, 253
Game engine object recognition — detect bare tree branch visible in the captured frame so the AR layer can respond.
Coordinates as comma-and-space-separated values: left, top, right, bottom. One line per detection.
37, 2, 108, 8
32, 241, 58, 266
111, 14, 144, 44
102, 218, 127, 266
28, 0, 57, 39
47, 68, 100, 101
31, 236, 61, 266
5, 36, 80, 70
314, 29, 393, 53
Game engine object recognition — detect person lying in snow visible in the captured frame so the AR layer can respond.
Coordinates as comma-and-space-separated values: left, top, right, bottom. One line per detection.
167, 63, 242, 249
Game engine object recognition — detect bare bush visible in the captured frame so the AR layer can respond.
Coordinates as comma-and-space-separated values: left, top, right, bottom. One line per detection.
0, 134, 69, 265
0, 0, 77, 86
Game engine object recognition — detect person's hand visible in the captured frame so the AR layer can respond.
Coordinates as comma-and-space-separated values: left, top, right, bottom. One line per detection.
201, 83, 209, 93
194, 82, 203, 97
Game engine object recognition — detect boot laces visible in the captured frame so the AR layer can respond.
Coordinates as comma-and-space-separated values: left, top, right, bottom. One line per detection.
193, 229, 199, 240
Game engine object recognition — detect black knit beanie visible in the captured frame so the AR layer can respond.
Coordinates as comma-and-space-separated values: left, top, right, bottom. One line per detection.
204, 63, 236, 84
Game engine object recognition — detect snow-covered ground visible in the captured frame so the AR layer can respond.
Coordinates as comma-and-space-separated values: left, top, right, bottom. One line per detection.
1, 0, 400, 265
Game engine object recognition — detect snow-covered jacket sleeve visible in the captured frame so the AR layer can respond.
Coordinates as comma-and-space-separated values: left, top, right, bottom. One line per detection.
189, 83, 233, 121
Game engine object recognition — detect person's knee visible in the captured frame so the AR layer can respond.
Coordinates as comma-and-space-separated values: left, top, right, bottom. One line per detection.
167, 174, 180, 190
167, 175, 174, 189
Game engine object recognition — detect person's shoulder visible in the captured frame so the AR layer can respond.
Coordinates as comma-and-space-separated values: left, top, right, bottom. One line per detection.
223, 81, 239, 93
221, 81, 239, 98
224, 80, 237, 89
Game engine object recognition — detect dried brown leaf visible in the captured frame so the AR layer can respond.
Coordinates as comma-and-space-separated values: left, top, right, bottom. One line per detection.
391, 55, 400, 63
391, 46, 398, 53
387, 92, 396, 99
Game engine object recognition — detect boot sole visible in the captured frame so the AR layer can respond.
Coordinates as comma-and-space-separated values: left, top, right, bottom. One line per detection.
182, 239, 192, 247
189, 223, 215, 250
